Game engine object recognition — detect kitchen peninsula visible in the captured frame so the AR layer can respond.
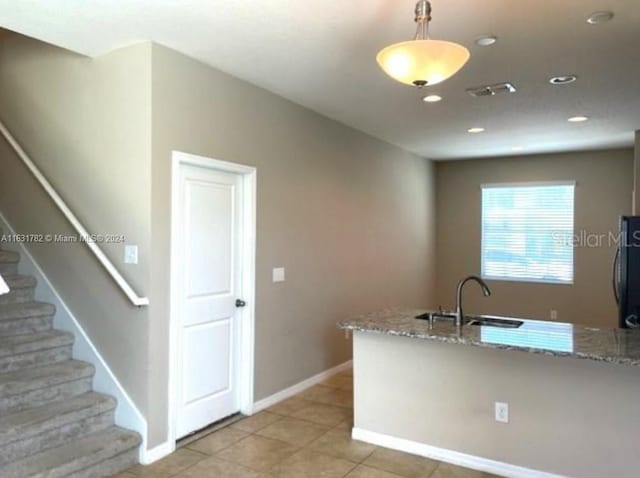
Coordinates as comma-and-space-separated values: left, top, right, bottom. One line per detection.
338, 308, 640, 478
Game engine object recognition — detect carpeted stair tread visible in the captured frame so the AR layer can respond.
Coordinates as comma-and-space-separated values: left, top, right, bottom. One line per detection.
0, 392, 115, 446
0, 250, 20, 264
0, 360, 94, 396
0, 302, 55, 337
0, 239, 140, 475
1, 426, 141, 478
0, 302, 56, 321
0, 331, 73, 358
0, 275, 37, 305
2, 275, 37, 289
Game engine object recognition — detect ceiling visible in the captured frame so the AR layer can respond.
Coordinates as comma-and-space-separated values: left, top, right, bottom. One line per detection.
1, 0, 639, 160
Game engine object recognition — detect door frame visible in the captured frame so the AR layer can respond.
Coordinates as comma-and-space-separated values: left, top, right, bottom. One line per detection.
168, 150, 256, 450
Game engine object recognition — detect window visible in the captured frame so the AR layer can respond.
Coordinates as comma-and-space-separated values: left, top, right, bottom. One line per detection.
481, 182, 575, 284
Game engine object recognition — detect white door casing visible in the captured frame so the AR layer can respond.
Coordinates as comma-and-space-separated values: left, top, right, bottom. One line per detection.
169, 152, 256, 446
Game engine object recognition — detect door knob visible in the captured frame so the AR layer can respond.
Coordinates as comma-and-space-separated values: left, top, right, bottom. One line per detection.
235, 299, 247, 308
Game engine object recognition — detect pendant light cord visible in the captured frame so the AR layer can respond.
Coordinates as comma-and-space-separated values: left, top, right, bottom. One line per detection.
413, 0, 432, 40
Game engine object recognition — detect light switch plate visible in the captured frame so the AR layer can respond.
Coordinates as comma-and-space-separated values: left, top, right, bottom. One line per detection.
272, 267, 285, 283
124, 245, 139, 264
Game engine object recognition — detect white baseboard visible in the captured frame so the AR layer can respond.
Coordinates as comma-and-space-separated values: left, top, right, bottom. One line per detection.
142, 360, 355, 465
252, 360, 353, 413
352, 428, 569, 478
0, 213, 149, 463
141, 441, 174, 465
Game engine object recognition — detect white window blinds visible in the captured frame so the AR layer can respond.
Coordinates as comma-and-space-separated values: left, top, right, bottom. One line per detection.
481, 182, 575, 284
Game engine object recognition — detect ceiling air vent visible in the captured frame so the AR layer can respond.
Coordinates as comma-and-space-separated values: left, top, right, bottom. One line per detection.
466, 82, 517, 98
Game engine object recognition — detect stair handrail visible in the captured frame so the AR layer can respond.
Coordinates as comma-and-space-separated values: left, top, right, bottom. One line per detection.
0, 121, 149, 307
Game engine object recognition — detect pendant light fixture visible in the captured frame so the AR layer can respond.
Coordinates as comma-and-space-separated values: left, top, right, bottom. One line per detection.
376, 0, 470, 87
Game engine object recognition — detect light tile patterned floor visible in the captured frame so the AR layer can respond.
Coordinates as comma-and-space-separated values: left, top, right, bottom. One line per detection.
117, 370, 501, 478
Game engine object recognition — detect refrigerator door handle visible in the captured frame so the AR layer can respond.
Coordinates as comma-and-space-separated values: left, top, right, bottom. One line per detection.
625, 314, 640, 328
613, 246, 621, 305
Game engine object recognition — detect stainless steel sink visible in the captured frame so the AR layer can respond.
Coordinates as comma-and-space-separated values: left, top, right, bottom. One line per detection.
467, 316, 524, 328
416, 312, 524, 329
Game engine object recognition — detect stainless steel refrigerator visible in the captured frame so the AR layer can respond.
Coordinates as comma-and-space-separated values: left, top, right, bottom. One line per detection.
614, 216, 640, 328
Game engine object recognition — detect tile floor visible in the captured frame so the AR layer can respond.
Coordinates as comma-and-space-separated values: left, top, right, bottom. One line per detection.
115, 369, 500, 478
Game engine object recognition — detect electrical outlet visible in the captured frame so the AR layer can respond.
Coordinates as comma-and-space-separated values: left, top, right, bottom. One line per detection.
124, 245, 138, 264
550, 309, 558, 320
495, 402, 509, 423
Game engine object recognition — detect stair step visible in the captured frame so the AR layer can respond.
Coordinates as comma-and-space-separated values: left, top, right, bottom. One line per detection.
2, 426, 141, 478
0, 392, 116, 466
0, 275, 37, 305
0, 302, 55, 336
0, 331, 73, 373
0, 250, 20, 275
0, 360, 94, 414
0, 243, 141, 472
0, 302, 56, 321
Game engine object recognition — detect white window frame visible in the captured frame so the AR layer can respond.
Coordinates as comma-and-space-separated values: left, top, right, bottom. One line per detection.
480, 180, 576, 285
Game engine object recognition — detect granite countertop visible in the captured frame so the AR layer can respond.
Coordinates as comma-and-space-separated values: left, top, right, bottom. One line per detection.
337, 308, 640, 367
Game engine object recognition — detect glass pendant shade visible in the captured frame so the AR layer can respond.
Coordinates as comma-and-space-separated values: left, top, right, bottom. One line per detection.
376, 39, 470, 86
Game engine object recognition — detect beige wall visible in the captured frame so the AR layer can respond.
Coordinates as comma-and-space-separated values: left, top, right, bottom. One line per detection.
148, 43, 436, 446
0, 32, 437, 450
435, 150, 633, 327
0, 33, 153, 414
354, 331, 640, 478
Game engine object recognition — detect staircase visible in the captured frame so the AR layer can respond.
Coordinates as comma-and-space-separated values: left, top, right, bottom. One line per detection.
0, 243, 141, 477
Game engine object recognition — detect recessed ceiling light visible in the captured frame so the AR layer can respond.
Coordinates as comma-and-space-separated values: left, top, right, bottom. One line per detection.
511, 146, 525, 152
568, 116, 589, 123
549, 75, 577, 85
468, 127, 485, 133
422, 94, 443, 103
475, 35, 498, 47
587, 11, 614, 24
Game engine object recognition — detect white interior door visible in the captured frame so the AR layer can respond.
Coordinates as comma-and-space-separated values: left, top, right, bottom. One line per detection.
176, 163, 243, 438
